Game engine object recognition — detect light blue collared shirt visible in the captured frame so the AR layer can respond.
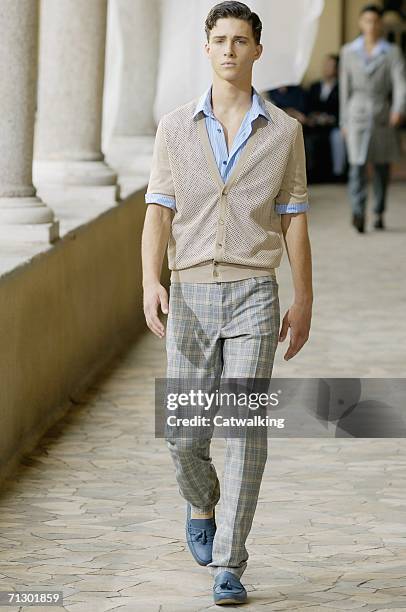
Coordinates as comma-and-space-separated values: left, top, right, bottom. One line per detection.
349, 35, 391, 73
145, 85, 309, 214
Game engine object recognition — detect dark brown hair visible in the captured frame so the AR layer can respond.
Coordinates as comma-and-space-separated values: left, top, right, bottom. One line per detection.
360, 3, 384, 16
205, 1, 262, 45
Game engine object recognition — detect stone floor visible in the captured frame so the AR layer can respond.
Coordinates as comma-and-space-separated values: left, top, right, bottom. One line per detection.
0, 184, 406, 611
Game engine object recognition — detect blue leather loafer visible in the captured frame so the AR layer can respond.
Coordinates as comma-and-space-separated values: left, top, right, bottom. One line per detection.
213, 571, 247, 605
185, 503, 216, 566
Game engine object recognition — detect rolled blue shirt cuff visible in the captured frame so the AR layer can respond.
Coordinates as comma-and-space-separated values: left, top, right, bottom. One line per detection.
145, 193, 176, 210
275, 202, 310, 214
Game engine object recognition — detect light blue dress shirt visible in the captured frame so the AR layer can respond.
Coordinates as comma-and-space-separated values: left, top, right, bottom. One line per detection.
349, 35, 391, 74
145, 85, 309, 215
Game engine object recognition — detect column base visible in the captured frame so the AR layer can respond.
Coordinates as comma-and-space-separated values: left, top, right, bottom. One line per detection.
36, 184, 120, 208
33, 159, 118, 186
0, 222, 59, 244
0, 196, 60, 243
33, 160, 120, 206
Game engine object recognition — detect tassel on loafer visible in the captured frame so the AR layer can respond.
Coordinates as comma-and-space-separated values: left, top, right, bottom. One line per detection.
213, 571, 248, 605
185, 503, 216, 566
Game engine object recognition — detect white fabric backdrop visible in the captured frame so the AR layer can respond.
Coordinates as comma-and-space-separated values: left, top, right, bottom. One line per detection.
154, 0, 324, 120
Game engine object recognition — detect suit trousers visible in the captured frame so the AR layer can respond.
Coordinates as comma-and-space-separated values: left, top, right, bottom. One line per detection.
164, 276, 280, 578
348, 163, 390, 216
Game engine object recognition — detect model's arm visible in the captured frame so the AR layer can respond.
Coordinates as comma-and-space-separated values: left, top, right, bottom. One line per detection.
142, 203, 174, 338
389, 45, 406, 127
275, 120, 313, 361
338, 47, 351, 137
141, 116, 176, 338
279, 212, 313, 361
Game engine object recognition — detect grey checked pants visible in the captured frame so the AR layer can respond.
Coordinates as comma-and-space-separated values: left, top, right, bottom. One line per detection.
165, 276, 280, 578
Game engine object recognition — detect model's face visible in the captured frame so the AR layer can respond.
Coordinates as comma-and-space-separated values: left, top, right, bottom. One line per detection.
359, 11, 383, 38
205, 17, 262, 82
323, 57, 337, 79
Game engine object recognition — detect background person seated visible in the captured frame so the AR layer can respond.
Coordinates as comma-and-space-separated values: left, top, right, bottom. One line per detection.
265, 84, 318, 180
306, 54, 347, 182
266, 76, 347, 183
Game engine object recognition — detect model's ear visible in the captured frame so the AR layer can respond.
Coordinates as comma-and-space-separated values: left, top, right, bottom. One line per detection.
255, 43, 263, 61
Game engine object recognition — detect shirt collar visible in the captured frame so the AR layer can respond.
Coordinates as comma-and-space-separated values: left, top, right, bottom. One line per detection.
350, 35, 391, 58
192, 84, 272, 123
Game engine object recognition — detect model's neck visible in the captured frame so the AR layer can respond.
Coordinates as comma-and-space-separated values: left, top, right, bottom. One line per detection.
364, 34, 380, 46
211, 79, 253, 116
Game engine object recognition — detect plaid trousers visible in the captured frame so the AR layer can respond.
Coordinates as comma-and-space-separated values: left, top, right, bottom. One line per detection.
165, 276, 280, 578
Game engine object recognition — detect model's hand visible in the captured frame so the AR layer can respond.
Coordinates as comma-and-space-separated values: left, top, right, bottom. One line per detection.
341, 127, 347, 139
278, 302, 312, 361
389, 111, 403, 127
143, 281, 169, 338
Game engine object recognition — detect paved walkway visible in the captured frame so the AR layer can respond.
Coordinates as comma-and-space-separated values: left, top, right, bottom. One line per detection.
1, 184, 406, 611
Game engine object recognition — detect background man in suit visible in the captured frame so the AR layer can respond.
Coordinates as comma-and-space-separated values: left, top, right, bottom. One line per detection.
308, 54, 339, 121
339, 3, 406, 233
307, 54, 347, 182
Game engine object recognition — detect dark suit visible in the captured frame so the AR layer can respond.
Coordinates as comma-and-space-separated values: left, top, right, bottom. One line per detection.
307, 80, 339, 124
305, 79, 345, 181
266, 85, 308, 115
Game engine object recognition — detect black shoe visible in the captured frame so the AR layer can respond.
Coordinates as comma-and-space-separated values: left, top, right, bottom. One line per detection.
374, 215, 385, 229
352, 214, 365, 233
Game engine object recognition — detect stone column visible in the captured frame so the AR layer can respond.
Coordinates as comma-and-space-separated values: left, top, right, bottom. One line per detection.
0, 0, 59, 243
111, 0, 159, 137
103, 0, 160, 197
34, 0, 118, 206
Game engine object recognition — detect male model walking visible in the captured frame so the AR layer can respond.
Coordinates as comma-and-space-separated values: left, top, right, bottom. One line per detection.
339, 3, 406, 233
142, 1, 313, 605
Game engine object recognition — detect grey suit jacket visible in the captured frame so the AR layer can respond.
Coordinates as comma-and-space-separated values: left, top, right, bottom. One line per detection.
339, 39, 406, 164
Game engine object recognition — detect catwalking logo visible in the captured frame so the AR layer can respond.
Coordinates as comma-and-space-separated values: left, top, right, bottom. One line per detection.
166, 413, 286, 428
